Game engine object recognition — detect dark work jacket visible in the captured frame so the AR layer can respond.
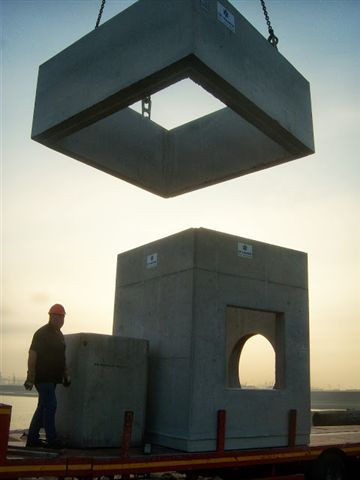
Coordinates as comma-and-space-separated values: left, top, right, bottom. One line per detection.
30, 323, 65, 383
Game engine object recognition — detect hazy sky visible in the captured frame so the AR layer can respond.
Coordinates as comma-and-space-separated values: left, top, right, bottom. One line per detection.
1, 0, 359, 389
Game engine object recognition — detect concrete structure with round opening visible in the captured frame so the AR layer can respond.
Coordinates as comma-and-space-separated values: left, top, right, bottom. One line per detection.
113, 228, 310, 451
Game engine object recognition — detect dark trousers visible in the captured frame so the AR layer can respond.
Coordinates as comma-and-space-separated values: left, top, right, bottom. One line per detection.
27, 383, 57, 444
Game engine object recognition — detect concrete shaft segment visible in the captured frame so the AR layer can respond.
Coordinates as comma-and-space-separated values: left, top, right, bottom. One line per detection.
32, 0, 314, 197
113, 228, 311, 452
56, 333, 148, 448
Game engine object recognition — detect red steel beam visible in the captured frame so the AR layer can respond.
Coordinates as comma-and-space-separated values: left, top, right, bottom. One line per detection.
216, 409, 226, 452
121, 410, 134, 458
0, 404, 11, 462
288, 409, 297, 447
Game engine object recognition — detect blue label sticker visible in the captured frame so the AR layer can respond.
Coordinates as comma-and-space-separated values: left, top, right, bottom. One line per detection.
217, 2, 235, 33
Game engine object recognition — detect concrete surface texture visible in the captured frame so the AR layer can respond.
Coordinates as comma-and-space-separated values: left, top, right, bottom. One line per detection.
56, 333, 148, 448
32, 0, 314, 197
113, 228, 311, 452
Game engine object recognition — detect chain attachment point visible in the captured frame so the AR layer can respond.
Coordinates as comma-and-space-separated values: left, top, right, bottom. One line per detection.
268, 27, 279, 48
142, 96, 152, 120
259, 0, 279, 50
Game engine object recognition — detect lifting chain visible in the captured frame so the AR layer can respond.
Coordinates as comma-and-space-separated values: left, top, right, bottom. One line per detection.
142, 96, 152, 120
95, 0, 106, 29
94, 0, 152, 118
259, 0, 279, 50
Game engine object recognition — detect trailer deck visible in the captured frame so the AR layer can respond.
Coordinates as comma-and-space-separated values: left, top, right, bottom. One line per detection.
2, 431, 360, 478
1, 405, 360, 479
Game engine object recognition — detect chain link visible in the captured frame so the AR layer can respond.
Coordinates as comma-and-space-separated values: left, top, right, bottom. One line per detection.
259, 0, 279, 50
94, 0, 152, 118
95, 0, 106, 29
142, 96, 152, 119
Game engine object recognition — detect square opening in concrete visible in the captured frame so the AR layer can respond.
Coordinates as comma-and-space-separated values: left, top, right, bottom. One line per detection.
32, 0, 314, 197
130, 78, 225, 130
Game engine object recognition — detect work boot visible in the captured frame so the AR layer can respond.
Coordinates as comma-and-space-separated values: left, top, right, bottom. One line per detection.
26, 438, 47, 448
47, 438, 65, 449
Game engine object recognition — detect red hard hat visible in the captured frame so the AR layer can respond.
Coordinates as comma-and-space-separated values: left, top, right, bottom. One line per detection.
48, 304, 66, 315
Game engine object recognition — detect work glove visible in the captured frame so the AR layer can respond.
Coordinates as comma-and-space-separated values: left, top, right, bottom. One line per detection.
62, 375, 71, 387
24, 371, 35, 391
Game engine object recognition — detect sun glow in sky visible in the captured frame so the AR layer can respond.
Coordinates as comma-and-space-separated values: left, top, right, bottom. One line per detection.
1, 0, 359, 389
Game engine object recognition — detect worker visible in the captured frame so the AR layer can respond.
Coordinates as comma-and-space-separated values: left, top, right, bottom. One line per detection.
24, 304, 71, 448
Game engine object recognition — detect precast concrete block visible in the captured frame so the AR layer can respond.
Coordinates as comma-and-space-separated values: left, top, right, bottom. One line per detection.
56, 333, 148, 448
32, 0, 314, 197
113, 228, 311, 451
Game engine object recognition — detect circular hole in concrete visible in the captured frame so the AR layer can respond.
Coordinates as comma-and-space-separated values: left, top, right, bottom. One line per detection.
238, 334, 275, 389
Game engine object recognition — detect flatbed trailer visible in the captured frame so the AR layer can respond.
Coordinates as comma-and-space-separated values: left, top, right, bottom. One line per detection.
1, 405, 359, 480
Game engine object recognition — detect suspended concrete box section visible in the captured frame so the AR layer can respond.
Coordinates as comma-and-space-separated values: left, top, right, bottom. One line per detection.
31, 0, 315, 197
